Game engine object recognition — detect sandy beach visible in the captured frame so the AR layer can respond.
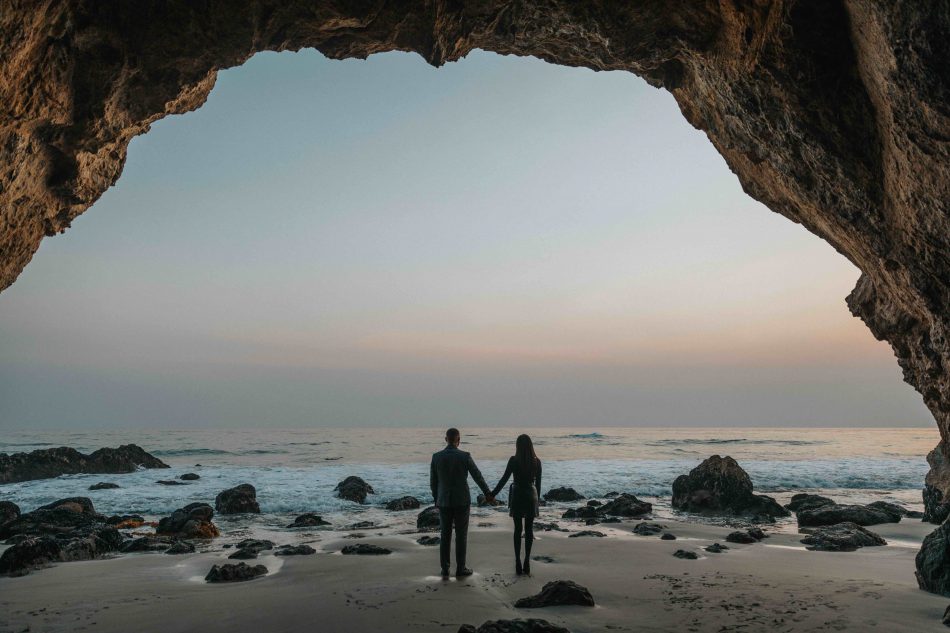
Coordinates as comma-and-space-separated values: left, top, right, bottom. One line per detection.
1, 516, 946, 633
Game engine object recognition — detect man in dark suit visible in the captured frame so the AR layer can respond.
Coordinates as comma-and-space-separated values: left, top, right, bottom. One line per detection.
430, 427, 493, 577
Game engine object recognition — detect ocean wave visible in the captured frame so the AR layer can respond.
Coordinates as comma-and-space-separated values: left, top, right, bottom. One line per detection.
563, 433, 607, 439
644, 439, 827, 447
151, 448, 235, 456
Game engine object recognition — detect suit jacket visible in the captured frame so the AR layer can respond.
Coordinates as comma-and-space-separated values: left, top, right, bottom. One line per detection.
430, 445, 491, 508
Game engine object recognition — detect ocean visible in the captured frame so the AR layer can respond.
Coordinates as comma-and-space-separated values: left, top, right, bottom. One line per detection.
0, 427, 937, 539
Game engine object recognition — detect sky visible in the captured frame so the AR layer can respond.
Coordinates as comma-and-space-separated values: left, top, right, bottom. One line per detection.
0, 49, 933, 429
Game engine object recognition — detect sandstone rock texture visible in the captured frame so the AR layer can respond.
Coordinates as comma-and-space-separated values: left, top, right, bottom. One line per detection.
0, 2, 948, 499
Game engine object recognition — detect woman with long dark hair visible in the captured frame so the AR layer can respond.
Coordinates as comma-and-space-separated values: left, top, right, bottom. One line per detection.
490, 434, 542, 575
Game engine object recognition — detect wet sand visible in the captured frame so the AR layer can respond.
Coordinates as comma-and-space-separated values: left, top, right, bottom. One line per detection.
1, 518, 947, 633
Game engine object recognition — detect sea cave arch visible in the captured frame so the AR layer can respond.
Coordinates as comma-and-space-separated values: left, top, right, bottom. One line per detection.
1, 2, 948, 514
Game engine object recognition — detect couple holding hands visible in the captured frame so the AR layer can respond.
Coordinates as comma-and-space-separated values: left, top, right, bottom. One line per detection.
429, 428, 542, 578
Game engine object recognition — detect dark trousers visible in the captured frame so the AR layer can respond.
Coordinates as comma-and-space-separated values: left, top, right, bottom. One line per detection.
439, 505, 470, 571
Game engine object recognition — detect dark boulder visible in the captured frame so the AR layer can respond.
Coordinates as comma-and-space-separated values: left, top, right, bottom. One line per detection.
180, 473, 200, 480
725, 529, 765, 544
671, 455, 789, 519
334, 476, 374, 504
0, 500, 20, 524
385, 496, 421, 511
165, 541, 195, 555
785, 493, 835, 513
866, 500, 917, 518
0, 445, 169, 484
600, 493, 652, 518
800, 522, 887, 552
156, 479, 188, 486
417, 506, 441, 531
586, 500, 602, 507
461, 620, 570, 633
286, 513, 330, 528
88, 482, 120, 491
417, 535, 440, 546
543, 487, 585, 502
568, 530, 605, 538
916, 522, 950, 595
705, 543, 729, 553
632, 522, 667, 536
156, 502, 219, 539
205, 562, 267, 583
215, 483, 260, 514
0, 536, 62, 575
1, 497, 104, 539
275, 544, 316, 556
561, 505, 600, 520
673, 549, 698, 559
341, 543, 392, 555
515, 580, 595, 608
660, 533, 676, 540
796, 503, 901, 527
228, 548, 259, 560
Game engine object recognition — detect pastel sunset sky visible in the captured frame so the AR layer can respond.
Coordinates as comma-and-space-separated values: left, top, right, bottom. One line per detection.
0, 50, 932, 428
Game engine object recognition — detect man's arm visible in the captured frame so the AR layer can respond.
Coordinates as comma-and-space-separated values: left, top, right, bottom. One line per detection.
430, 455, 439, 506
467, 454, 492, 498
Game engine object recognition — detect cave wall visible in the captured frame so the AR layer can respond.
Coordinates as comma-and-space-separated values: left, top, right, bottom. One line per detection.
1, 1, 948, 501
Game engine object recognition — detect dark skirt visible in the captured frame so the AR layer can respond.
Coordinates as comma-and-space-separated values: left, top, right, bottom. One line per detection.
508, 483, 539, 519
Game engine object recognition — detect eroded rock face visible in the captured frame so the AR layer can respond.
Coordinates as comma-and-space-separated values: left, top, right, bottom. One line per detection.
0, 445, 168, 484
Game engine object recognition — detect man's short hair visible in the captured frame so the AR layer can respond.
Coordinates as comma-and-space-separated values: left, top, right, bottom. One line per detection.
445, 427, 460, 442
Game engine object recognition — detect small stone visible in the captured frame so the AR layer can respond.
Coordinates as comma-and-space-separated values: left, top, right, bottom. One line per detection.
275, 544, 316, 556
88, 482, 120, 491
341, 543, 392, 555
660, 532, 677, 540
417, 535, 441, 546
179, 473, 200, 480
673, 549, 698, 559
515, 580, 595, 608
705, 543, 729, 553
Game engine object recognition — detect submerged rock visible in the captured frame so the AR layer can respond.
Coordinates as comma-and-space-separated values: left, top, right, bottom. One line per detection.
417, 506, 441, 531
673, 549, 698, 559
121, 536, 175, 553
568, 530, 605, 538
275, 544, 316, 556
385, 496, 421, 511
632, 522, 667, 536
460, 620, 570, 633
205, 562, 267, 583
671, 455, 789, 520
156, 502, 219, 539
165, 541, 195, 555
215, 483, 261, 514
334, 476, 374, 504
800, 522, 887, 552
515, 580, 595, 608
796, 503, 901, 527
341, 543, 392, 555
286, 513, 330, 528
179, 473, 200, 480
916, 521, 950, 595
543, 487, 585, 502
0, 445, 169, 484
88, 482, 120, 491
